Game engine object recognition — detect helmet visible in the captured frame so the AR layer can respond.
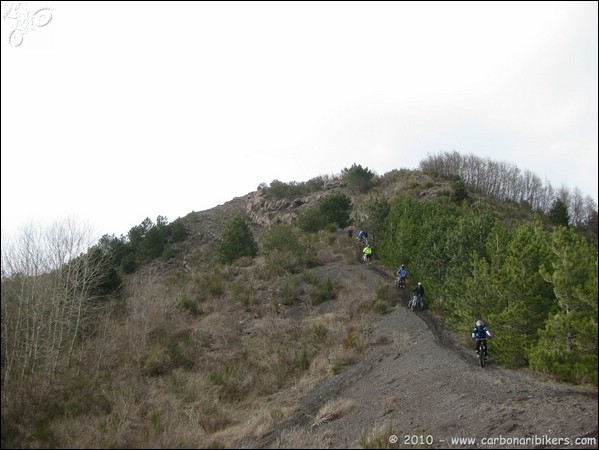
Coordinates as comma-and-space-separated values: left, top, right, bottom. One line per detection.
418, 282, 422, 286
476, 320, 484, 327
401, 265, 405, 268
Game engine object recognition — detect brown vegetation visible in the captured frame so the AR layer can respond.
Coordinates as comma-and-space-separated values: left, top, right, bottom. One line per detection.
2, 166, 597, 449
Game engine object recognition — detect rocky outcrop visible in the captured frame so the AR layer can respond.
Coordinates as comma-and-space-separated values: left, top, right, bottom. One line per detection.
246, 186, 303, 226
245, 178, 348, 227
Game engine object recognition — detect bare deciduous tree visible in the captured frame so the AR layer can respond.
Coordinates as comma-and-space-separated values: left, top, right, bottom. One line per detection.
1, 219, 112, 388
420, 152, 597, 229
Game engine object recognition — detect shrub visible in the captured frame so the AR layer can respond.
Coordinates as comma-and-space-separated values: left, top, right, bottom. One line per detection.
219, 215, 259, 264
319, 191, 352, 229
178, 294, 199, 315
281, 275, 301, 305
264, 177, 325, 200
162, 245, 175, 261
298, 205, 328, 232
341, 163, 375, 194
452, 178, 469, 203
170, 220, 187, 242
120, 253, 137, 274
262, 224, 303, 256
310, 278, 336, 305
549, 198, 570, 226
365, 193, 390, 237
298, 192, 352, 232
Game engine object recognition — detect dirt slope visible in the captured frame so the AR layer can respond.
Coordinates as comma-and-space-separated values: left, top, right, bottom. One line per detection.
244, 258, 598, 449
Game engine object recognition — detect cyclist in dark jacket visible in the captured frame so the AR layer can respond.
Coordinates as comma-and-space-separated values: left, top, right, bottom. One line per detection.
412, 281, 424, 298
410, 282, 425, 309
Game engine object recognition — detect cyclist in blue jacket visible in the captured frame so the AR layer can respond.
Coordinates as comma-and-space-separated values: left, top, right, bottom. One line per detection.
358, 229, 369, 243
471, 320, 493, 358
396, 264, 408, 287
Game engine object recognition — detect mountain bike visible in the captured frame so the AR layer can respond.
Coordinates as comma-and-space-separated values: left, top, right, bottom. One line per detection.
409, 294, 424, 311
476, 338, 488, 367
394, 275, 406, 288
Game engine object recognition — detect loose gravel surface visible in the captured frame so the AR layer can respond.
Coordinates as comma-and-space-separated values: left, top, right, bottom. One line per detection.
249, 258, 598, 449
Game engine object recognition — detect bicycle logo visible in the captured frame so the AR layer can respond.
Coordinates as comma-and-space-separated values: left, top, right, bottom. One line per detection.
3, 3, 52, 47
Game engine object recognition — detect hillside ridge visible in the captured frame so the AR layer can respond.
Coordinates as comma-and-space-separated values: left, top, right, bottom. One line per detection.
235, 256, 598, 449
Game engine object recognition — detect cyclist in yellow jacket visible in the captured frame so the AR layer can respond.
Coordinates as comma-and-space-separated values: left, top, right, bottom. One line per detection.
362, 244, 372, 264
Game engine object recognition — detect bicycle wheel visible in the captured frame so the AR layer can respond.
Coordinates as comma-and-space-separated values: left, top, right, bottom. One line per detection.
479, 342, 486, 367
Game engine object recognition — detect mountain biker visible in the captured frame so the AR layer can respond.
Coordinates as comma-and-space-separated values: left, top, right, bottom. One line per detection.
412, 281, 424, 298
396, 264, 408, 287
471, 320, 493, 359
362, 244, 372, 264
358, 229, 368, 244
411, 282, 425, 308
348, 225, 353, 239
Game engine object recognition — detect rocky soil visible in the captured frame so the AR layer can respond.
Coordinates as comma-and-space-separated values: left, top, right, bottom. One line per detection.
181, 192, 597, 449
243, 258, 598, 449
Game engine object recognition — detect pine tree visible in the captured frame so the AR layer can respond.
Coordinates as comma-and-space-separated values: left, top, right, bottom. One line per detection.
219, 215, 259, 264
549, 199, 570, 227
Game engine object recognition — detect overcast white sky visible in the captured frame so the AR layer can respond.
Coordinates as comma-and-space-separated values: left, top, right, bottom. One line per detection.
2, 1, 598, 242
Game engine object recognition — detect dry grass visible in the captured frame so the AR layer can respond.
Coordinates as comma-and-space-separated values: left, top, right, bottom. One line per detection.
360, 423, 401, 449
0, 223, 394, 449
311, 397, 355, 427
